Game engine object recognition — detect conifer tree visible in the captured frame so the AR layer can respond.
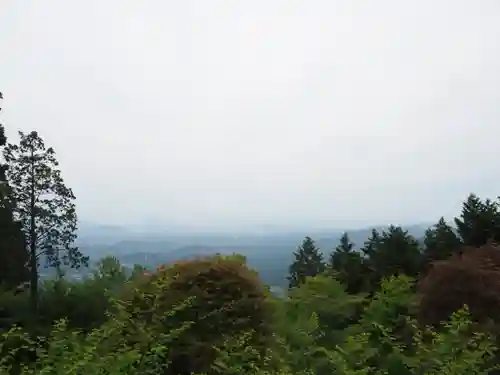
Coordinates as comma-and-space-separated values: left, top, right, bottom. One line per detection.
3, 130, 88, 311
454, 193, 500, 247
0, 92, 6, 184
288, 236, 325, 289
0, 92, 29, 290
329, 232, 354, 269
422, 217, 462, 269
363, 226, 422, 286
360, 229, 382, 258
329, 232, 368, 294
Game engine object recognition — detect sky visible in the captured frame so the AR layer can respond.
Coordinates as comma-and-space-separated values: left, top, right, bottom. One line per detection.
1, 1, 500, 231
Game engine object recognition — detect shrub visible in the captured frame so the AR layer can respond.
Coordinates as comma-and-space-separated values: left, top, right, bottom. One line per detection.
122, 254, 274, 375
418, 242, 500, 326
322, 276, 498, 375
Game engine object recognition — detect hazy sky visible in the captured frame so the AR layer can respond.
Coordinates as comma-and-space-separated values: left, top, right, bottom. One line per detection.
1, 1, 500, 230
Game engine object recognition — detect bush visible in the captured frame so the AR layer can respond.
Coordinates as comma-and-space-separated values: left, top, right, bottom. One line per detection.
122, 254, 274, 375
311, 276, 498, 375
418, 242, 500, 326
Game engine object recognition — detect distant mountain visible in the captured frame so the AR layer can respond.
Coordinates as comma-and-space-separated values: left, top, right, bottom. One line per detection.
72, 222, 433, 288
77, 222, 136, 245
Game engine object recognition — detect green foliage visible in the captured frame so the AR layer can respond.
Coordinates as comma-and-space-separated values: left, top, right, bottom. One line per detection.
329, 233, 371, 294
3, 130, 88, 312
0, 94, 29, 291
37, 278, 110, 332
0, 305, 173, 374
123, 254, 274, 374
455, 193, 500, 247
288, 274, 364, 345
305, 276, 496, 375
422, 217, 462, 269
362, 226, 422, 288
287, 236, 326, 289
0, 259, 498, 375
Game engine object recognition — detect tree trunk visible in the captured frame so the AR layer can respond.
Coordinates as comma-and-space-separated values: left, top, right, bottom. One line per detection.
29, 150, 38, 315
29, 235, 38, 314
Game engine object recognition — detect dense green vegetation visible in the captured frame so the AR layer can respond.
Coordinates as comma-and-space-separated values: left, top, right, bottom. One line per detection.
3, 91, 500, 373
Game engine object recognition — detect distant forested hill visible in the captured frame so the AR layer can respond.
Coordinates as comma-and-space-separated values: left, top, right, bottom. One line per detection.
61, 223, 430, 288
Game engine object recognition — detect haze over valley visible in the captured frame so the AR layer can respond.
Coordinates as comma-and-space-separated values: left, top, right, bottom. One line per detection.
53, 221, 432, 289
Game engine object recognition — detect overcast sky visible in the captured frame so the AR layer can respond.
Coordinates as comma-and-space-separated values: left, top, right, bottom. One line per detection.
1, 1, 500, 231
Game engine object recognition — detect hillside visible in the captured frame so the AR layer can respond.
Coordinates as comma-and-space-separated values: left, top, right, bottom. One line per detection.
67, 223, 431, 288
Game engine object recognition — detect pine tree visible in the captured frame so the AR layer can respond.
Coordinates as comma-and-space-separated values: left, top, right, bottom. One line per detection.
364, 226, 422, 286
0, 92, 29, 290
288, 236, 325, 289
0, 92, 6, 184
422, 217, 462, 270
329, 232, 354, 270
360, 229, 382, 258
3, 130, 88, 312
454, 193, 500, 247
329, 232, 368, 294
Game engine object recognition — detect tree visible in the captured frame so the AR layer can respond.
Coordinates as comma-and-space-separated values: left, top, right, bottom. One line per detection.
3, 131, 87, 312
122, 254, 273, 375
287, 236, 326, 289
329, 232, 354, 269
360, 229, 382, 259
363, 226, 422, 287
277, 274, 365, 373
0, 92, 29, 290
93, 255, 127, 282
422, 217, 462, 271
454, 193, 500, 247
329, 232, 369, 294
418, 241, 500, 327
129, 264, 148, 281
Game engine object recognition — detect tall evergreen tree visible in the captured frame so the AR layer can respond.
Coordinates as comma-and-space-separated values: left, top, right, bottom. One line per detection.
360, 229, 382, 258
422, 217, 462, 269
329, 232, 369, 294
288, 236, 325, 289
3, 130, 88, 312
0, 92, 6, 185
329, 232, 354, 270
454, 193, 500, 247
0, 92, 29, 290
363, 226, 422, 286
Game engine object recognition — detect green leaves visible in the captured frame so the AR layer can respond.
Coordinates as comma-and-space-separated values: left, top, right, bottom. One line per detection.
455, 193, 500, 247
287, 237, 326, 289
2, 130, 88, 310
422, 217, 462, 267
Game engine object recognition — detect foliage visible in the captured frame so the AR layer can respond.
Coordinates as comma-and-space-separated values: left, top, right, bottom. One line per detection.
362, 226, 422, 288
3, 130, 88, 310
418, 241, 500, 327
422, 217, 462, 270
0, 93, 29, 291
287, 236, 326, 289
0, 255, 498, 375
279, 275, 497, 375
122, 254, 274, 375
455, 193, 500, 247
0, 299, 177, 375
329, 233, 370, 294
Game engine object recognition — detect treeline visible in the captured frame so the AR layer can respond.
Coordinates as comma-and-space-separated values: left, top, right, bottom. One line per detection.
287, 192, 498, 296
2, 91, 500, 374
